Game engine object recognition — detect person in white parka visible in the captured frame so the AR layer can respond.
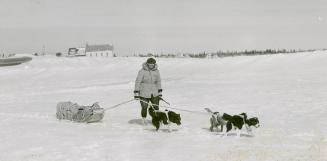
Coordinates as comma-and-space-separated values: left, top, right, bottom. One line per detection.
134, 58, 162, 122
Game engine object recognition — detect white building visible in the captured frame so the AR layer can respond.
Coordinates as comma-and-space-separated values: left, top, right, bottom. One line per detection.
76, 48, 86, 56
85, 44, 114, 57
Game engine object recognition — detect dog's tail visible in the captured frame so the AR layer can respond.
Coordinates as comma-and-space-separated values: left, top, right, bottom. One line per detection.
204, 108, 213, 113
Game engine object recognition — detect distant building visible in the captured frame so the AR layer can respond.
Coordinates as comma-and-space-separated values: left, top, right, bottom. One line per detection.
76, 47, 86, 56
68, 48, 78, 56
68, 48, 86, 57
85, 44, 114, 57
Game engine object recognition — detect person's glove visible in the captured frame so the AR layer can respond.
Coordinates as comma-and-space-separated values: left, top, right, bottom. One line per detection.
134, 90, 140, 100
158, 89, 162, 98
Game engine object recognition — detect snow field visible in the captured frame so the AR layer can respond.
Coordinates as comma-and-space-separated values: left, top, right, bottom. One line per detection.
0, 51, 326, 161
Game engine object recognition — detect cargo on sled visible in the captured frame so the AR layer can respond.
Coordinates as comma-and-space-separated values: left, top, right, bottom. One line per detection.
56, 101, 104, 123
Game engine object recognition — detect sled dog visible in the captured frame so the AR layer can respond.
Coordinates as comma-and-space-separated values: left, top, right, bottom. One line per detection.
204, 108, 260, 136
148, 105, 181, 131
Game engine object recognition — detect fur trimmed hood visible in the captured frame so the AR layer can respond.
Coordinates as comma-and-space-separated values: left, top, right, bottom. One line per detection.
142, 62, 158, 71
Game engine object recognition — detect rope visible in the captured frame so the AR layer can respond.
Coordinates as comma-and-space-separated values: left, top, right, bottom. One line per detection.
104, 98, 209, 115
138, 99, 208, 115
104, 99, 135, 111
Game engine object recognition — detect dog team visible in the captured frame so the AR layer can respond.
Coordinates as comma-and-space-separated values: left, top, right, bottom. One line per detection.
134, 58, 260, 136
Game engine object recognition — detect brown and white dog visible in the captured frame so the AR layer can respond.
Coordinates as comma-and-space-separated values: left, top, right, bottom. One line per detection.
205, 108, 260, 137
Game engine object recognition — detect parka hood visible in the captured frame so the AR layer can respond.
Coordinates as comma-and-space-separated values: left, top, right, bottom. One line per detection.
142, 62, 158, 71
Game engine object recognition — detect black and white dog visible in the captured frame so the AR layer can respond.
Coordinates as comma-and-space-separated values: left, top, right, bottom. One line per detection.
205, 108, 260, 136
148, 105, 181, 131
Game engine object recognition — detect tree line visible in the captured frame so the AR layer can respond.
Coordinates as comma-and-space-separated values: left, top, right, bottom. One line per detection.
133, 48, 325, 58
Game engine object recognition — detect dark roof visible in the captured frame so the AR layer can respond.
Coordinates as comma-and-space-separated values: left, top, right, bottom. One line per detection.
85, 44, 114, 52
68, 48, 78, 52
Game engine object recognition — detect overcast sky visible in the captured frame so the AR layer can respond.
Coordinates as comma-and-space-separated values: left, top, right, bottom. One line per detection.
0, 0, 326, 55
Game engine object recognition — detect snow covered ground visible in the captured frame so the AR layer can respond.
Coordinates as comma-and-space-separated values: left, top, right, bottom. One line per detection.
0, 51, 326, 161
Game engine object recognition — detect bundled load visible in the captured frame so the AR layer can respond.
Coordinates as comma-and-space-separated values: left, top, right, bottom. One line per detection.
56, 101, 105, 123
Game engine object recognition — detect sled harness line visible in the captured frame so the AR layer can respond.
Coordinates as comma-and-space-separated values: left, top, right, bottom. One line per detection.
104, 98, 209, 115
104, 99, 135, 111
138, 99, 208, 115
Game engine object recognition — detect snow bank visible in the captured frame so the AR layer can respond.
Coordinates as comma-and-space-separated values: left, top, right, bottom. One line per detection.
0, 52, 326, 161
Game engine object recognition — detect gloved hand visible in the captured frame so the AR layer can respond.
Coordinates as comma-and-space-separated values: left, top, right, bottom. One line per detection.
134, 90, 140, 100
158, 89, 162, 98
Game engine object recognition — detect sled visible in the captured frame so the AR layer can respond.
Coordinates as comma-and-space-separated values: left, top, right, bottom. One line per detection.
56, 101, 104, 123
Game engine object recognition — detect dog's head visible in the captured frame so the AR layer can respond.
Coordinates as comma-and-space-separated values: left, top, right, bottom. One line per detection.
148, 107, 156, 118
168, 111, 181, 125
247, 117, 260, 128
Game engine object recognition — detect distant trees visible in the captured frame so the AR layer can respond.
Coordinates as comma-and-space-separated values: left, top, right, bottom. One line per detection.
133, 49, 318, 58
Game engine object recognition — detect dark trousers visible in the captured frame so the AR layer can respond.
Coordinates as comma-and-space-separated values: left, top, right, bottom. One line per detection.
140, 96, 160, 118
